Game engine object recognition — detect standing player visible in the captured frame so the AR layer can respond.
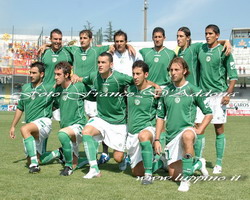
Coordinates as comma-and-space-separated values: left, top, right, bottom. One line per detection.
9, 62, 55, 173
112, 30, 143, 76
139, 27, 176, 86
154, 57, 213, 192
126, 60, 158, 185
41, 29, 73, 85
53, 61, 89, 176
176, 26, 232, 161
196, 24, 238, 174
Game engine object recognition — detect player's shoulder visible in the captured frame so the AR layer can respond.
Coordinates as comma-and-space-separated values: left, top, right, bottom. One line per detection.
185, 82, 202, 93
139, 47, 153, 53
21, 83, 31, 91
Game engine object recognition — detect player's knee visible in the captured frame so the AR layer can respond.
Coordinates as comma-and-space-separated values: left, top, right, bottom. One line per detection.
182, 131, 195, 143
114, 153, 123, 163
138, 132, 149, 142
81, 126, 94, 136
20, 125, 31, 137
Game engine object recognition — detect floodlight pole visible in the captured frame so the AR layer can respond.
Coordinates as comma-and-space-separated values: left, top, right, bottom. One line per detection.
144, 0, 148, 41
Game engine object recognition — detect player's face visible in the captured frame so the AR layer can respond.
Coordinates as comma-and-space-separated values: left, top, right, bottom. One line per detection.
177, 31, 189, 48
114, 35, 127, 53
205, 28, 219, 46
98, 56, 113, 74
80, 33, 92, 50
170, 63, 186, 83
133, 67, 148, 86
153, 32, 165, 48
50, 33, 62, 51
54, 68, 66, 85
30, 67, 43, 84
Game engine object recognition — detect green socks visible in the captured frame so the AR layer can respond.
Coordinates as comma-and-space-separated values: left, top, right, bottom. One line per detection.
58, 131, 73, 168
83, 135, 99, 172
215, 134, 226, 166
194, 134, 205, 161
24, 136, 38, 166
182, 157, 194, 179
140, 141, 153, 175
40, 149, 60, 164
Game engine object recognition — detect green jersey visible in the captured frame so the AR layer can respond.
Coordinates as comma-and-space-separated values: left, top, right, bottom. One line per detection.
82, 70, 133, 124
139, 47, 176, 85
198, 44, 238, 92
54, 82, 88, 128
65, 45, 109, 77
157, 82, 212, 142
17, 82, 54, 123
127, 85, 158, 134
42, 48, 73, 84
178, 43, 202, 85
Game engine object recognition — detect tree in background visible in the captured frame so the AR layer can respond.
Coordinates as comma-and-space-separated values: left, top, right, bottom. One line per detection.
104, 21, 116, 42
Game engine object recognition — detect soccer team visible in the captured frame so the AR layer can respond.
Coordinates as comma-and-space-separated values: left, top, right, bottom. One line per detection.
9, 24, 238, 192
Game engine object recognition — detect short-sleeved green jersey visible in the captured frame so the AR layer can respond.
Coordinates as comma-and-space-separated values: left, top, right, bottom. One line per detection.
178, 43, 202, 86
198, 44, 238, 92
64, 45, 109, 77
17, 82, 54, 123
83, 70, 134, 124
54, 82, 88, 128
139, 47, 176, 85
157, 82, 212, 142
42, 48, 73, 84
127, 85, 158, 134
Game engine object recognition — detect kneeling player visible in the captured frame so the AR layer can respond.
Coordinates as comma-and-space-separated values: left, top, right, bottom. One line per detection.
126, 60, 158, 184
154, 57, 213, 192
9, 62, 54, 173
54, 61, 89, 176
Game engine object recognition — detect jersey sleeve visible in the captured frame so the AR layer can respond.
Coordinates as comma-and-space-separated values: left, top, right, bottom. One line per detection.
17, 98, 24, 111
192, 42, 203, 54
156, 97, 166, 119
118, 72, 134, 86
82, 73, 94, 85
97, 45, 110, 54
224, 54, 238, 81
195, 95, 213, 115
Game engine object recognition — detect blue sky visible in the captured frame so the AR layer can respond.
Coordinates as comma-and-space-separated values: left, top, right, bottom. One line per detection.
0, 0, 249, 41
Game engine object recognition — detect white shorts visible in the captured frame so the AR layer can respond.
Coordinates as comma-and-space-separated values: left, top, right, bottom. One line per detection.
84, 100, 97, 118
68, 124, 84, 157
195, 96, 227, 124
87, 117, 127, 152
52, 109, 60, 121
164, 127, 196, 165
30, 117, 52, 155
126, 127, 155, 168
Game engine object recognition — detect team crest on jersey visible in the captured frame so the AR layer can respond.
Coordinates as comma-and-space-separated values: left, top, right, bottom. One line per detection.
82, 56, 87, 61
175, 97, 180, 103
154, 57, 159, 63
134, 99, 140, 105
102, 86, 108, 93
31, 94, 36, 100
62, 95, 67, 101
206, 56, 211, 62
52, 57, 57, 63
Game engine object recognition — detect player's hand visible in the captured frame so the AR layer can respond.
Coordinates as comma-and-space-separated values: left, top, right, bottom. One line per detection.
154, 140, 162, 155
126, 44, 136, 57
221, 96, 230, 105
37, 44, 48, 56
154, 86, 162, 98
194, 128, 203, 135
71, 74, 80, 84
108, 45, 115, 54
9, 127, 16, 139
222, 40, 232, 56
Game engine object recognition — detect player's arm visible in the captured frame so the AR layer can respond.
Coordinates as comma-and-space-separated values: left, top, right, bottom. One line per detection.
147, 80, 162, 98
154, 118, 165, 155
218, 40, 232, 56
38, 43, 51, 56
194, 114, 213, 134
221, 55, 238, 105
9, 108, 23, 139
154, 98, 166, 154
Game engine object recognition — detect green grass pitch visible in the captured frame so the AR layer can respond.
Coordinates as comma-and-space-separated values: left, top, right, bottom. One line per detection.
0, 111, 249, 200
